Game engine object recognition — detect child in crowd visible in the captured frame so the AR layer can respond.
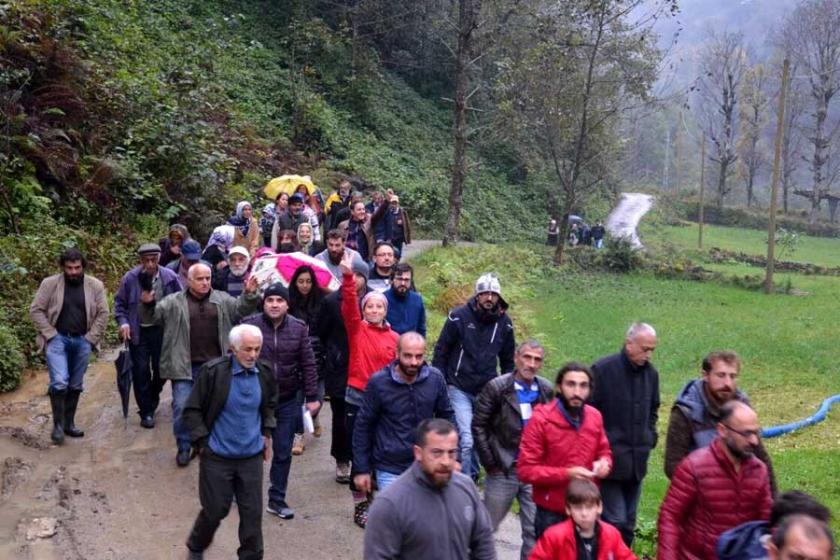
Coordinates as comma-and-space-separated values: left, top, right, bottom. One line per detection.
529, 479, 636, 560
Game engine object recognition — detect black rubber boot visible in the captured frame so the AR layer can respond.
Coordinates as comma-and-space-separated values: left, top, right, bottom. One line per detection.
49, 389, 66, 445
63, 389, 85, 438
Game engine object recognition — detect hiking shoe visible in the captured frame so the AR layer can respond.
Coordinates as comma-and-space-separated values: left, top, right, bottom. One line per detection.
291, 433, 305, 455
176, 448, 192, 467
354, 500, 369, 529
186, 547, 204, 559
335, 462, 351, 484
266, 500, 294, 519
140, 415, 155, 429
313, 416, 322, 438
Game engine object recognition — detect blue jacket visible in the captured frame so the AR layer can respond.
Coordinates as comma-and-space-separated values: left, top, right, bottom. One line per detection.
384, 288, 427, 337
716, 521, 769, 560
432, 297, 515, 396
352, 362, 455, 475
114, 265, 182, 344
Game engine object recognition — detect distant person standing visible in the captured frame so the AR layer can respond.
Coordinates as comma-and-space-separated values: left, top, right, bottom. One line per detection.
432, 272, 516, 479
30, 248, 109, 445
363, 419, 497, 560
228, 201, 260, 257
592, 222, 606, 249
159, 224, 191, 267
325, 180, 353, 231
382, 193, 410, 258
114, 243, 182, 428
546, 219, 559, 246
182, 324, 277, 560
590, 323, 660, 546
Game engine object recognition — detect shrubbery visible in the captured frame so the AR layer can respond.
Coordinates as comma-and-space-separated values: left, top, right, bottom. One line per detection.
0, 323, 25, 392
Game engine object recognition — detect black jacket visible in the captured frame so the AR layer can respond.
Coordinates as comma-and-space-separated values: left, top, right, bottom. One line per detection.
352, 362, 455, 475
314, 285, 371, 398
590, 349, 660, 481
432, 297, 516, 396
182, 355, 278, 449
242, 312, 318, 402
472, 373, 554, 474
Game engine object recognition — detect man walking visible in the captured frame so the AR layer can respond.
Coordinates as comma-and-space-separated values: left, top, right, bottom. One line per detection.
664, 351, 776, 491
657, 401, 772, 560
472, 340, 554, 559
367, 242, 396, 292
212, 246, 250, 297
364, 419, 496, 560
518, 363, 612, 539
114, 243, 182, 428
352, 332, 454, 495
142, 262, 259, 466
315, 229, 367, 282
243, 283, 319, 520
182, 324, 278, 560
384, 263, 426, 337
432, 272, 515, 479
590, 322, 660, 546
30, 248, 109, 444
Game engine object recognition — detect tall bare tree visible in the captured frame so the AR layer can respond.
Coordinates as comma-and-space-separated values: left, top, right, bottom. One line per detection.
737, 63, 769, 207
697, 31, 746, 208
496, 0, 668, 264
782, 0, 840, 223
780, 60, 807, 213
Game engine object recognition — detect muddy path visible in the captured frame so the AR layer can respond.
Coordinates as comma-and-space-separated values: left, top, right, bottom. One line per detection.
0, 240, 520, 560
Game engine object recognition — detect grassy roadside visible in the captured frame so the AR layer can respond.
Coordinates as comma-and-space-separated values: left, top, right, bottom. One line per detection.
411, 241, 840, 556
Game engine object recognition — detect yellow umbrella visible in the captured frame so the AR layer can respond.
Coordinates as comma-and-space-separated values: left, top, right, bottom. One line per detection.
264, 175, 317, 200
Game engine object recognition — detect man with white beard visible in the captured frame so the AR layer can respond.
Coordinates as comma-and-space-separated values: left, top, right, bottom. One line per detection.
212, 246, 251, 297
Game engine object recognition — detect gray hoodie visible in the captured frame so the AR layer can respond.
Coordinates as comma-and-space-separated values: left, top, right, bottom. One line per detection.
363, 462, 497, 560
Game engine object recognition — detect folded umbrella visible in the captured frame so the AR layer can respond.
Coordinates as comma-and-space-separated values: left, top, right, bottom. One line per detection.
115, 342, 132, 419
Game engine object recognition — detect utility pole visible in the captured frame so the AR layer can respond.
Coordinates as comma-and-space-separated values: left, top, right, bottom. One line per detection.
698, 133, 706, 249
663, 126, 671, 190
765, 58, 790, 294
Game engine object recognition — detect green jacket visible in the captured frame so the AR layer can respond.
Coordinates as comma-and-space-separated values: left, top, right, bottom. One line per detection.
146, 289, 259, 380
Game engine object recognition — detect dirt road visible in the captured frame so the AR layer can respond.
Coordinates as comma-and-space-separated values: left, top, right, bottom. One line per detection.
0, 240, 521, 560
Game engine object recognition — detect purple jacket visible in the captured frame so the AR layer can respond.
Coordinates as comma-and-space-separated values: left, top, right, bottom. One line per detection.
114, 265, 182, 344
242, 312, 318, 402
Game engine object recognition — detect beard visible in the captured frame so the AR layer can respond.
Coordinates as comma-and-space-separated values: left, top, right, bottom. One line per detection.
328, 251, 342, 265
724, 435, 754, 461
560, 394, 584, 417
64, 273, 83, 286
229, 265, 248, 277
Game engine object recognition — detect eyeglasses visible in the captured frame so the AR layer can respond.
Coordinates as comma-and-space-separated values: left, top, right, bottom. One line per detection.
722, 424, 761, 439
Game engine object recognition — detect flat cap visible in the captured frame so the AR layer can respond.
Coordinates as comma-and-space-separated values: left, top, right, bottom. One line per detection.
138, 243, 162, 256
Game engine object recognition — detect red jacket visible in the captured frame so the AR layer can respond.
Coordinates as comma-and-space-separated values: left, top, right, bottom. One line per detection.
518, 400, 612, 514
341, 272, 398, 392
657, 438, 772, 560
529, 520, 636, 560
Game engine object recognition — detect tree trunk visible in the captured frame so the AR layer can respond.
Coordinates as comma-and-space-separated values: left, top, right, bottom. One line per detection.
552, 207, 572, 266
716, 161, 729, 208
809, 93, 829, 224
746, 172, 754, 207
443, 0, 478, 247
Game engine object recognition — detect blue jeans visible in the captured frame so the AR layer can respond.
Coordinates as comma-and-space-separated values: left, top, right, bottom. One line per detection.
268, 395, 299, 505
600, 479, 643, 546
375, 469, 401, 493
172, 364, 202, 452
46, 334, 91, 392
484, 469, 537, 560
447, 385, 479, 477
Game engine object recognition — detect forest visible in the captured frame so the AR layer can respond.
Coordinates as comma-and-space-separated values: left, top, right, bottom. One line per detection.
1, 0, 840, 371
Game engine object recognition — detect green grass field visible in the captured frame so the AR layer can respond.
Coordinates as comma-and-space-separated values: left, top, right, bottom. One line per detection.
643, 221, 840, 267
411, 233, 840, 556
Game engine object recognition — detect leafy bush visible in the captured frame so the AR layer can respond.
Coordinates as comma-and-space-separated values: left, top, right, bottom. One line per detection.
601, 236, 644, 272
0, 323, 26, 392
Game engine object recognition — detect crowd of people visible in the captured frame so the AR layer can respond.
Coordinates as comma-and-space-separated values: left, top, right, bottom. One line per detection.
26, 179, 835, 560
